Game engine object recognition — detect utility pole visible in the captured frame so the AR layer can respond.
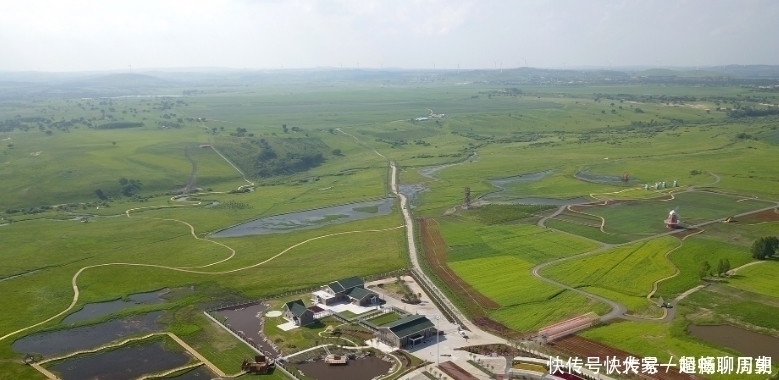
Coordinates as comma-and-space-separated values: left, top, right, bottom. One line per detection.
435, 315, 440, 365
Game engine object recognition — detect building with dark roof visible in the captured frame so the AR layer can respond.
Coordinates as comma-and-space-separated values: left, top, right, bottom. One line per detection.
282, 299, 316, 326
312, 276, 379, 307
376, 314, 436, 348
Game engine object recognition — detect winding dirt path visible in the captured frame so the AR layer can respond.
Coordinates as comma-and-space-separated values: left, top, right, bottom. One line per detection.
0, 210, 403, 343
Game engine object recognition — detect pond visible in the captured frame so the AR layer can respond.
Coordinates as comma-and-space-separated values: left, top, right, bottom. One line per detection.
210, 198, 394, 238
417, 154, 478, 179
46, 339, 191, 380
399, 183, 428, 208
213, 303, 280, 357
687, 324, 779, 361
294, 355, 393, 380
574, 170, 641, 185
62, 289, 168, 324
419, 163, 459, 179
483, 170, 554, 199
12, 311, 164, 357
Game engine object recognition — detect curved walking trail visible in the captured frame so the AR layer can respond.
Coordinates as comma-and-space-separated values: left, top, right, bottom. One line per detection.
533, 180, 779, 324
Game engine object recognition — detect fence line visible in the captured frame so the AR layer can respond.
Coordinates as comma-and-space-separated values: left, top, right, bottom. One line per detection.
409, 268, 464, 328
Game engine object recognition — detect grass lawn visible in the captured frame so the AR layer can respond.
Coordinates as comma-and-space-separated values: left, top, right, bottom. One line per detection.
366, 312, 403, 326
656, 237, 753, 298
262, 316, 342, 354
726, 260, 779, 298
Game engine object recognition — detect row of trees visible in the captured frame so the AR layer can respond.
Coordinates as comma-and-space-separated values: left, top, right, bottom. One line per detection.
698, 259, 731, 279
697, 236, 778, 279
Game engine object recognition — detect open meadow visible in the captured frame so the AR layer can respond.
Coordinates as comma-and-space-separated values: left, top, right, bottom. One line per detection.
2, 76, 779, 379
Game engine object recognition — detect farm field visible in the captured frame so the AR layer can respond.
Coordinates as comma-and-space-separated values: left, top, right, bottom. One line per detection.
543, 237, 680, 312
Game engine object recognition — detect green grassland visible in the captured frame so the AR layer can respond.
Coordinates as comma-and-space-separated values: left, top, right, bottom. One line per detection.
438, 219, 599, 264
579, 191, 773, 238
727, 261, 779, 297
0, 213, 404, 378
435, 219, 604, 331
543, 237, 680, 312
656, 237, 753, 298
3, 81, 779, 379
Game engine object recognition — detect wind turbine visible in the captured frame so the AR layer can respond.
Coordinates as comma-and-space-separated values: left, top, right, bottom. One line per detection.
457, 63, 460, 74
500, 60, 503, 73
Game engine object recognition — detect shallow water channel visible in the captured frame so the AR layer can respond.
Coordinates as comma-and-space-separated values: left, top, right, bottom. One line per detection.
210, 198, 393, 238
687, 324, 779, 361
12, 311, 164, 357
46, 339, 191, 380
62, 289, 167, 324
481, 170, 589, 205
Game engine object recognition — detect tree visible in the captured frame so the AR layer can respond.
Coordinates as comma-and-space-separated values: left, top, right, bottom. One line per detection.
717, 259, 726, 276
698, 261, 711, 279
723, 258, 731, 275
94, 189, 107, 200
282, 124, 288, 133
112, 141, 117, 146
119, 178, 142, 197
751, 236, 778, 260
332, 149, 343, 156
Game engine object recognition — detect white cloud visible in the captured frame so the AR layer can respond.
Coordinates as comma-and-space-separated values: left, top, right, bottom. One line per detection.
0, 0, 777, 71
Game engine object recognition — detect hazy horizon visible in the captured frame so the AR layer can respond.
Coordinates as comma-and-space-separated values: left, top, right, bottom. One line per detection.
2, 0, 778, 72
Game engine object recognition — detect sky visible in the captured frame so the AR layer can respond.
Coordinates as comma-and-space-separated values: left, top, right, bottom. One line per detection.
1, 0, 778, 72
